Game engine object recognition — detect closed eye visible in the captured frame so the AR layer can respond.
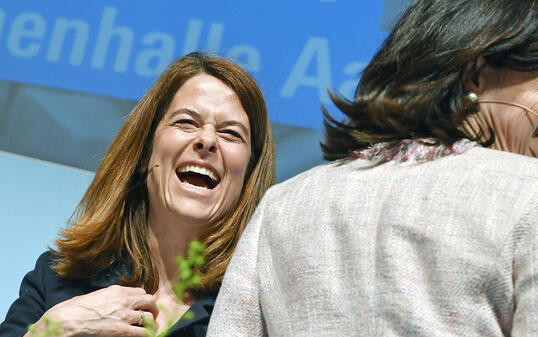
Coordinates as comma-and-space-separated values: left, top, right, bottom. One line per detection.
175, 119, 195, 125
174, 119, 199, 128
220, 129, 245, 141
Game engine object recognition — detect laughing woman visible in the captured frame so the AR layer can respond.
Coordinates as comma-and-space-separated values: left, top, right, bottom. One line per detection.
0, 52, 275, 337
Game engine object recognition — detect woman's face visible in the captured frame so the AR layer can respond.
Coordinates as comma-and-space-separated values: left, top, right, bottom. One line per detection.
146, 74, 251, 228
478, 68, 538, 157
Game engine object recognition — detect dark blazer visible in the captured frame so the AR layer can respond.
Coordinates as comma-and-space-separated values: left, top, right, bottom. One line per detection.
0, 251, 217, 337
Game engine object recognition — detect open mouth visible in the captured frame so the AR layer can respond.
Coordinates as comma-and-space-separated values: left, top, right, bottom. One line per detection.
176, 165, 220, 191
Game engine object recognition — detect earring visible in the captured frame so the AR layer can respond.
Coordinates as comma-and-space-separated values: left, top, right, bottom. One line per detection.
467, 92, 478, 103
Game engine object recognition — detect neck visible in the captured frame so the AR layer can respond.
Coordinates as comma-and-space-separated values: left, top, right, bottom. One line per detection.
460, 106, 530, 155
477, 99, 538, 117
148, 215, 200, 284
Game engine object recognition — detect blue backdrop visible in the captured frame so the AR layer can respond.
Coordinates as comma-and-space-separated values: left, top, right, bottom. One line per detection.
0, 0, 395, 129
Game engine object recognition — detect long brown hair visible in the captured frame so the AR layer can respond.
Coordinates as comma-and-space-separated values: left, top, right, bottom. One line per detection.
322, 0, 538, 160
52, 52, 275, 292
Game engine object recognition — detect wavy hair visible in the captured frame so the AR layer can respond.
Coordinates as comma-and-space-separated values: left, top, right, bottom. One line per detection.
322, 0, 538, 160
52, 53, 275, 292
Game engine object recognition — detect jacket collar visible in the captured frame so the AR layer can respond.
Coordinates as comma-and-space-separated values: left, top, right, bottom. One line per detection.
88, 263, 218, 332
88, 261, 126, 289
169, 290, 218, 333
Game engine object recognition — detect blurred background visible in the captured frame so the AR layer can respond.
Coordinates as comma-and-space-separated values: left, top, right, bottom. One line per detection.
0, 0, 410, 318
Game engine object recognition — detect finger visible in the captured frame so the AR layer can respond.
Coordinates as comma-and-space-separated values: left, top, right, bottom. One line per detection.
109, 322, 148, 337
110, 285, 147, 295
132, 294, 159, 318
128, 309, 155, 326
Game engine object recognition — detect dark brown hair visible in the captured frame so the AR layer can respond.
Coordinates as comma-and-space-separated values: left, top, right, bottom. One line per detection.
52, 52, 275, 292
322, 0, 538, 160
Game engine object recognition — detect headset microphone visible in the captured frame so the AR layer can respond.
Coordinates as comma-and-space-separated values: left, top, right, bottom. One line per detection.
469, 93, 538, 117
148, 163, 160, 174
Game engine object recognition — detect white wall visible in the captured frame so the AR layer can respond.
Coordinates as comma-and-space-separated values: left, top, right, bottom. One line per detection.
0, 151, 93, 320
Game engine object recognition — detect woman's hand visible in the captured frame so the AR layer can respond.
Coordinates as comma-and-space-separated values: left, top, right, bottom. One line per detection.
26, 285, 159, 337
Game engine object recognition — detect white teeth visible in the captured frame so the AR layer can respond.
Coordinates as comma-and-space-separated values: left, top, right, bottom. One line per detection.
177, 165, 218, 183
182, 181, 210, 191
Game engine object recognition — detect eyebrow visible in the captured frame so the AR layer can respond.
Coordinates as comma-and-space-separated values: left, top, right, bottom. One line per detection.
169, 108, 250, 138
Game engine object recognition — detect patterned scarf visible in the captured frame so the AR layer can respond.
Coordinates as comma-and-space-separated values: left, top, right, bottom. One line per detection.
350, 138, 477, 163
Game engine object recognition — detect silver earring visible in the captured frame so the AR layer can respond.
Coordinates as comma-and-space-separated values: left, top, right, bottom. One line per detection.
467, 92, 478, 103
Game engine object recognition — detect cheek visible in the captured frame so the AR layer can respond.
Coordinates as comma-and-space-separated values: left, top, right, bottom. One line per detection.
151, 131, 193, 166
151, 137, 173, 161
226, 146, 251, 188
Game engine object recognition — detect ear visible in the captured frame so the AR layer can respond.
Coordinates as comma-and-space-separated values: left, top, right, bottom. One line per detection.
463, 56, 487, 94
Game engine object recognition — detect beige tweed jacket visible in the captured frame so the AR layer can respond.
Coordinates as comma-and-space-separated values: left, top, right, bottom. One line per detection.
207, 144, 538, 337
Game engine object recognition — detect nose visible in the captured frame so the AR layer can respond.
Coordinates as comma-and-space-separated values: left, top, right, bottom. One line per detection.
194, 125, 217, 155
